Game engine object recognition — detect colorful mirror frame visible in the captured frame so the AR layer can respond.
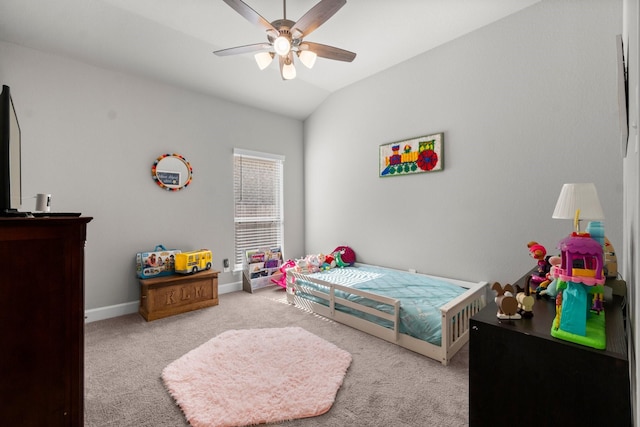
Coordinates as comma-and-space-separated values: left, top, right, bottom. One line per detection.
152, 153, 193, 191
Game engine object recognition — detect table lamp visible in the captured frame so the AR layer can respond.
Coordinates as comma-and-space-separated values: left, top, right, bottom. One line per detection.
552, 183, 604, 233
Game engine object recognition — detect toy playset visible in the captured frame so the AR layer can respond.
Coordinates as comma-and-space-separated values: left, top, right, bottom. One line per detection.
549, 230, 606, 349
136, 244, 182, 279
521, 214, 616, 349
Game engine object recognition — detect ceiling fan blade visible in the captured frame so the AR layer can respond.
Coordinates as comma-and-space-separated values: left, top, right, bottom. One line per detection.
291, 0, 346, 38
214, 43, 271, 56
301, 42, 356, 62
222, 0, 278, 36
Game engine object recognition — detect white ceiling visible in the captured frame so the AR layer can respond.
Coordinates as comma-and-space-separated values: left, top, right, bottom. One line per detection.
0, 0, 539, 119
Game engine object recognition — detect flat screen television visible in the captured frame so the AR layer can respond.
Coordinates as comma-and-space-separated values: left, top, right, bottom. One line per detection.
0, 85, 22, 216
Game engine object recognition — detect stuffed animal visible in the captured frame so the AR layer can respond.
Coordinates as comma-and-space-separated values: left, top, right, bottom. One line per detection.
324, 253, 336, 268
317, 253, 332, 271
306, 254, 321, 273
295, 257, 309, 273
334, 251, 348, 268
333, 246, 355, 266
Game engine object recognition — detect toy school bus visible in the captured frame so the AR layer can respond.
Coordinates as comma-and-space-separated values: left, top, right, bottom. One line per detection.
175, 249, 213, 274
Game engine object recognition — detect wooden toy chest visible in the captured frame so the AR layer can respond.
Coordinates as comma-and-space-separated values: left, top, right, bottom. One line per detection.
139, 269, 219, 321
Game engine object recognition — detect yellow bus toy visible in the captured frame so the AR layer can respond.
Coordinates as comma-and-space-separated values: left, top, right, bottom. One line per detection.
175, 249, 213, 274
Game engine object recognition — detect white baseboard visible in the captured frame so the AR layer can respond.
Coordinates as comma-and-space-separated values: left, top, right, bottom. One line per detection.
84, 280, 242, 323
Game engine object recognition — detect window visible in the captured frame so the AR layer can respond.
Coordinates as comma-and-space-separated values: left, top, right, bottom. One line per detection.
233, 148, 284, 271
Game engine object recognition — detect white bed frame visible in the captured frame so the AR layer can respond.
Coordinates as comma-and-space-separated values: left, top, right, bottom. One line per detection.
286, 264, 488, 366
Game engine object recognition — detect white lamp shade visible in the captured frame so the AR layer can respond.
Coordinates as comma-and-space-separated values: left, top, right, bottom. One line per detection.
273, 36, 291, 56
298, 50, 317, 68
282, 62, 296, 80
552, 183, 605, 220
254, 52, 274, 70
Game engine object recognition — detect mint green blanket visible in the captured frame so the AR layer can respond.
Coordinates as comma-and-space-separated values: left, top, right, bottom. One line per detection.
297, 265, 466, 346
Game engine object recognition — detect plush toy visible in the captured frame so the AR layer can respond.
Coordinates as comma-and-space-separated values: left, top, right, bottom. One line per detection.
334, 251, 348, 268
306, 254, 321, 273
333, 246, 355, 267
317, 253, 332, 271
324, 253, 336, 268
295, 257, 309, 273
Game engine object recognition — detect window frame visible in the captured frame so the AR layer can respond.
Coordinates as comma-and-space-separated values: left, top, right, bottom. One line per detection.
233, 148, 285, 271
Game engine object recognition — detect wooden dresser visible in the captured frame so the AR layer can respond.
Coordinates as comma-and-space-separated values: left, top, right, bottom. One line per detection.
0, 216, 91, 426
469, 270, 630, 426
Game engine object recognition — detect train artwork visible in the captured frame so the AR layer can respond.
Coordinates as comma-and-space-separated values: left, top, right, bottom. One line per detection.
379, 133, 443, 177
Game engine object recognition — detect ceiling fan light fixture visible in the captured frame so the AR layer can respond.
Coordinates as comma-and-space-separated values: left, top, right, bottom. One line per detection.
216, 0, 355, 80
282, 62, 296, 80
273, 36, 291, 56
298, 50, 317, 69
254, 51, 274, 70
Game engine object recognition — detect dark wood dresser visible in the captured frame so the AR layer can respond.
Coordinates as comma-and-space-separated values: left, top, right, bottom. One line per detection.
469, 270, 630, 426
0, 217, 91, 426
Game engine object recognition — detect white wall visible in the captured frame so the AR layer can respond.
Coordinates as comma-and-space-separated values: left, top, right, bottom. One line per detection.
304, 0, 623, 287
623, 0, 640, 423
0, 41, 305, 313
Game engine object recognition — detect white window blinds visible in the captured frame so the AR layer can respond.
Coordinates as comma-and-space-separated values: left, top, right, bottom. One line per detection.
233, 149, 284, 270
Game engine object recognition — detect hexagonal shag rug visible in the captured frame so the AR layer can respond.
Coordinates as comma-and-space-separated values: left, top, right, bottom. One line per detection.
161, 326, 352, 427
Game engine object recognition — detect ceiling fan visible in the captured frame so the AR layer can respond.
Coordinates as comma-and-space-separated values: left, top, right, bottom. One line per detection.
214, 0, 356, 80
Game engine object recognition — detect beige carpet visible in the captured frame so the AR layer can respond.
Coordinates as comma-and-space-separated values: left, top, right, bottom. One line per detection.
162, 327, 352, 427
85, 287, 470, 426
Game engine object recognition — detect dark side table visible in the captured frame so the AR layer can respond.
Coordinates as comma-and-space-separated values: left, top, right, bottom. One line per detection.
469, 271, 630, 426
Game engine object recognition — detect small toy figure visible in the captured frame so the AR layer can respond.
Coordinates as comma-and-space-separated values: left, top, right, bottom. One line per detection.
515, 285, 535, 318
492, 282, 521, 320
535, 255, 561, 297
591, 293, 604, 314
527, 241, 551, 295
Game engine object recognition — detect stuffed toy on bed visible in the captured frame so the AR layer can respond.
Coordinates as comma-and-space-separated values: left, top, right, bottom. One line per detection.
333, 246, 355, 267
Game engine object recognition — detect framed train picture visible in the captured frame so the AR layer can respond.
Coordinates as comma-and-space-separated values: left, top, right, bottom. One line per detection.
379, 132, 444, 177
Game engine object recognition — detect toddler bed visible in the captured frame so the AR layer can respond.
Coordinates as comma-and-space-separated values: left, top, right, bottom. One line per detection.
286, 263, 487, 365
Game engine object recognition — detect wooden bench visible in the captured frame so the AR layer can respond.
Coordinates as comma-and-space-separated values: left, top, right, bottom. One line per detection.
139, 270, 219, 321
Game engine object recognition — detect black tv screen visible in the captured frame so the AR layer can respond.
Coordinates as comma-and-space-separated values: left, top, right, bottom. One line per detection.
0, 85, 22, 215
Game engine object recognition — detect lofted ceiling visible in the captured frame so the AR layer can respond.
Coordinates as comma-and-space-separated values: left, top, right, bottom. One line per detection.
0, 0, 539, 120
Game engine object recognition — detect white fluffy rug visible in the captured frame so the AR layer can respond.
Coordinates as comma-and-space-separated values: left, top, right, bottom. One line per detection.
162, 326, 352, 427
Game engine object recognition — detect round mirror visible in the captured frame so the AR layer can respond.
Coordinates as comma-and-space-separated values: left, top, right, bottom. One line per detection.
152, 153, 193, 191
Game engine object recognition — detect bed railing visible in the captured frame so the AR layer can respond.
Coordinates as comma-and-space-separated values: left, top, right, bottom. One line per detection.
440, 284, 487, 354
288, 271, 402, 341
286, 267, 488, 365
